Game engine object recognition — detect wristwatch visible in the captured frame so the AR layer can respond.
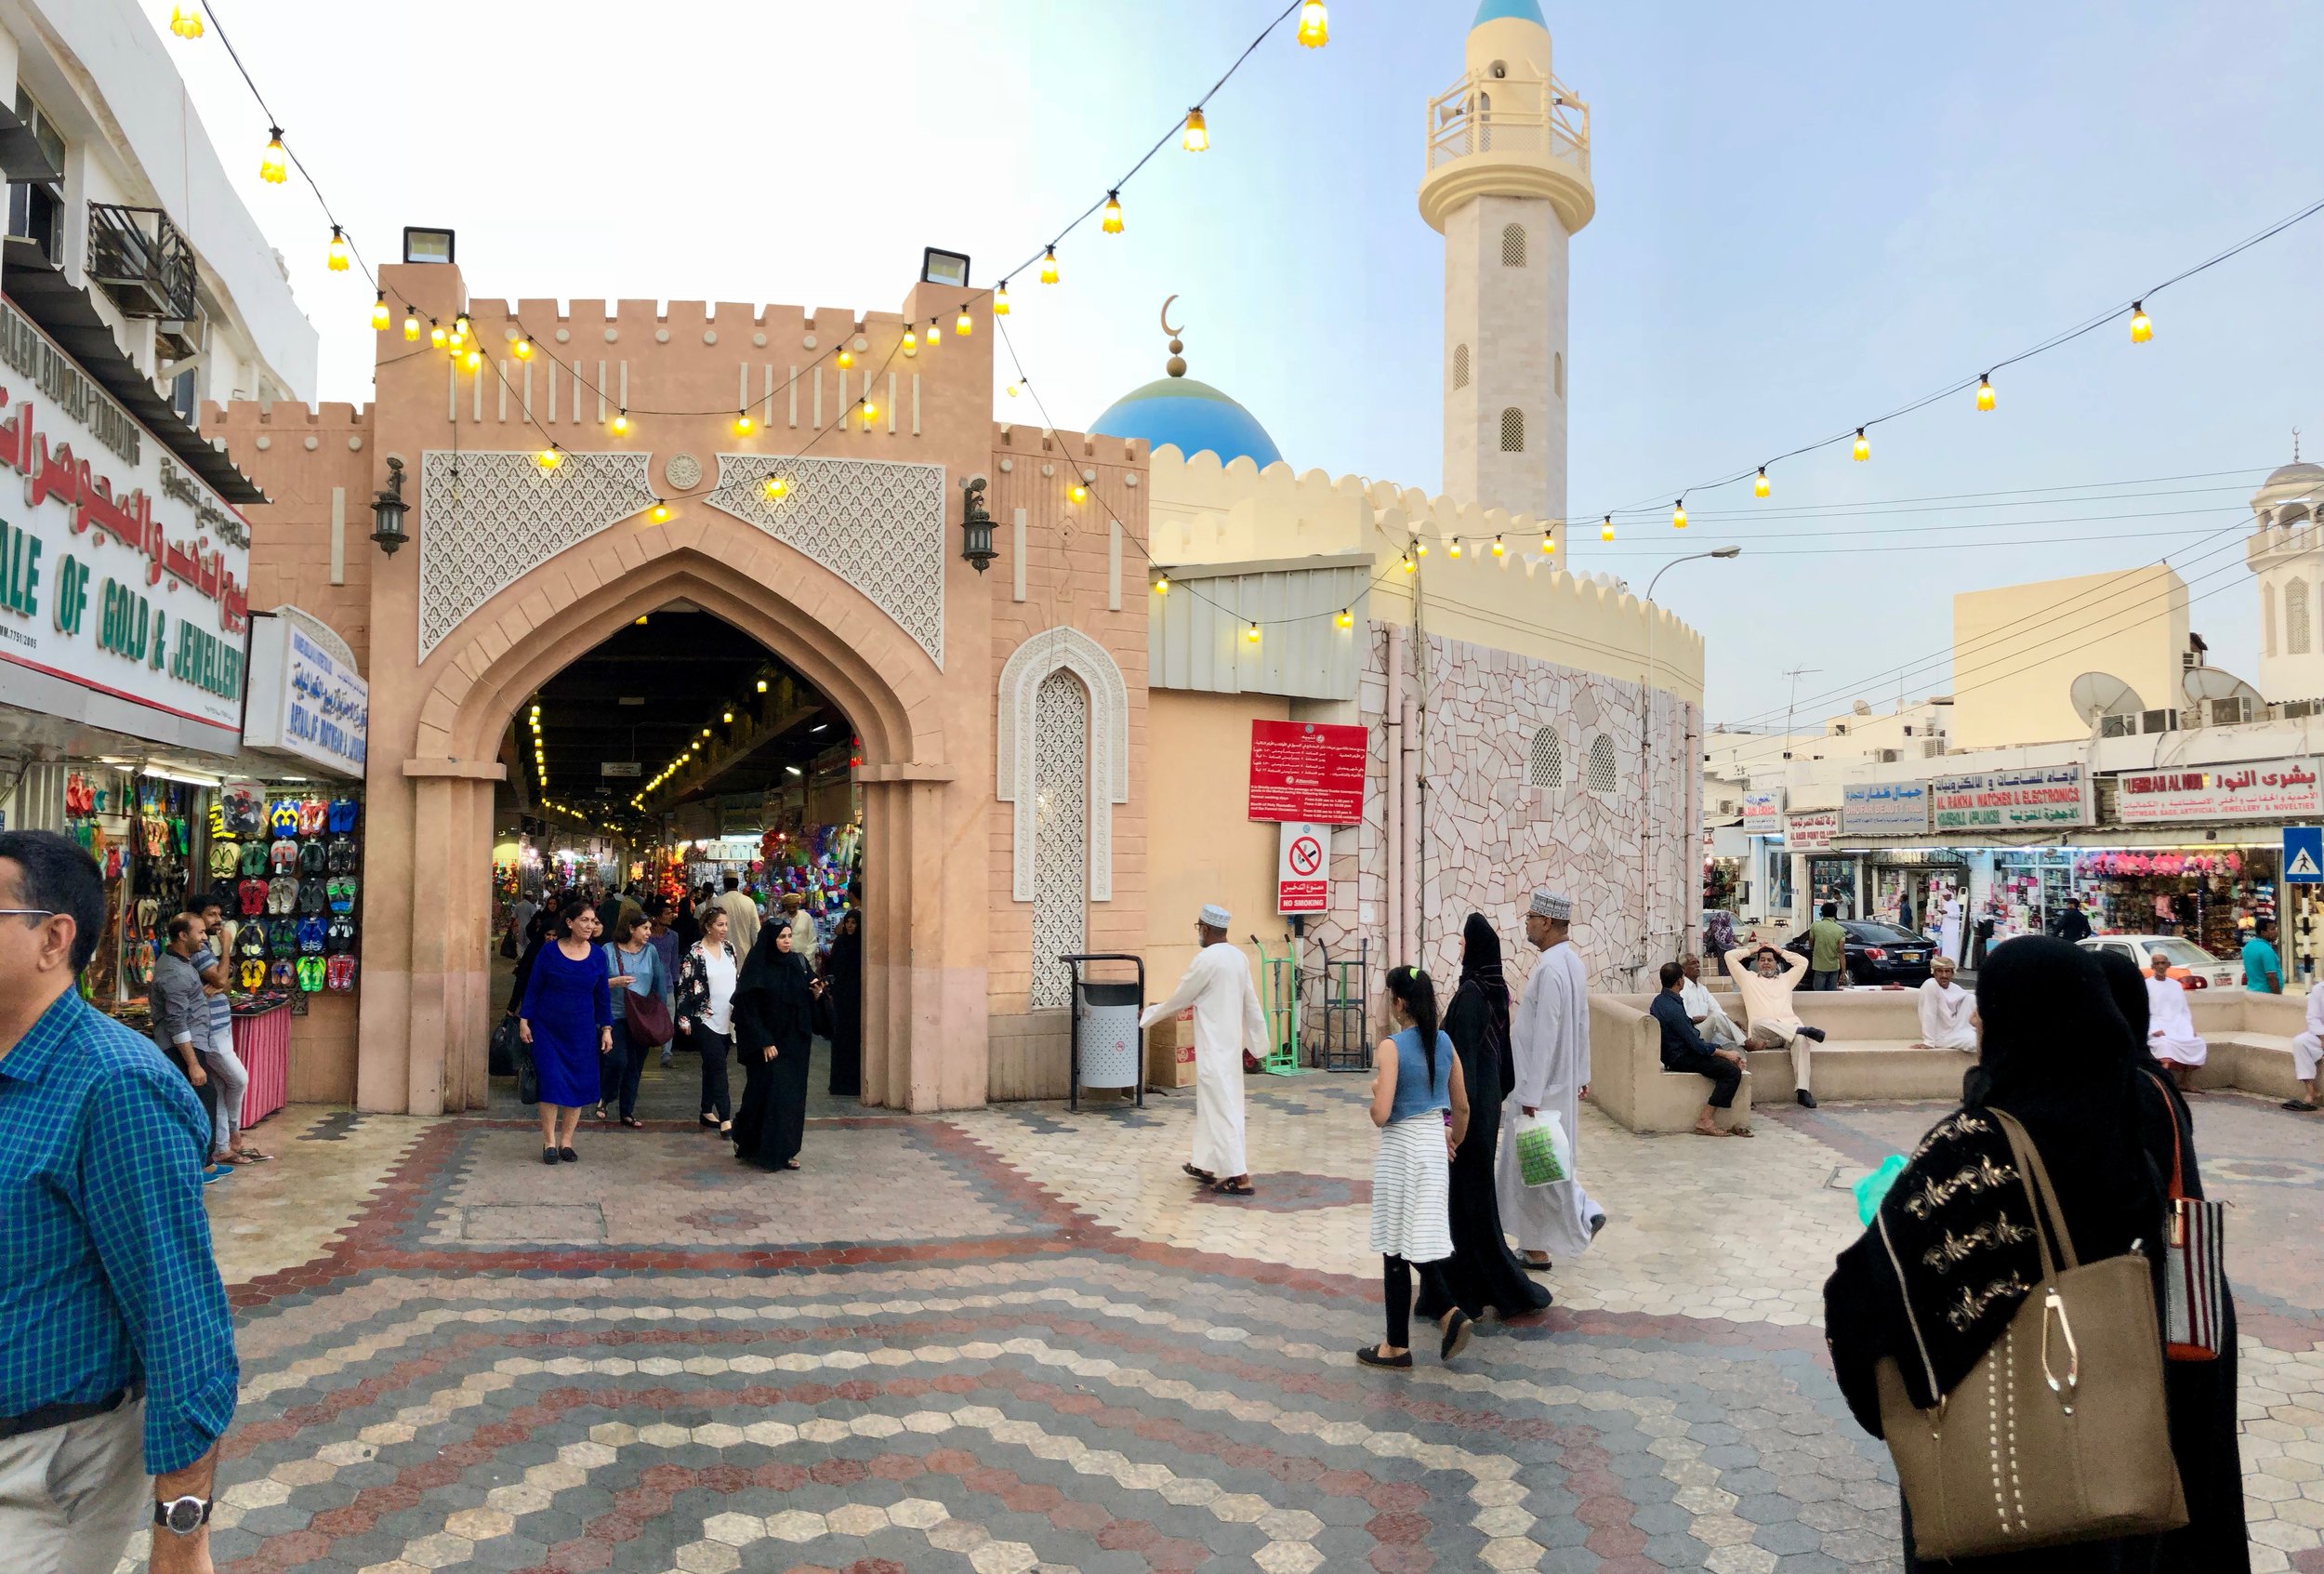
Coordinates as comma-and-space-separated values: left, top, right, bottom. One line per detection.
154, 1494, 212, 1534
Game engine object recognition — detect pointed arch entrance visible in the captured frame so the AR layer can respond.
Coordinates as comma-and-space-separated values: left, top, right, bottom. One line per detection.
363, 504, 987, 1119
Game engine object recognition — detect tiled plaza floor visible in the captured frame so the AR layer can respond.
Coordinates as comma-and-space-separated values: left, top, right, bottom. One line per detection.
125, 1049, 2324, 1573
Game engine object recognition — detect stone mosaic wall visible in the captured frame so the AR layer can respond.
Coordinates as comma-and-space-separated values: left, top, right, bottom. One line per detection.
1309, 628, 1700, 999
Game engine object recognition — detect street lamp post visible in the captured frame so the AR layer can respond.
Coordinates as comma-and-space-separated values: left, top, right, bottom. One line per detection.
1638, 546, 1741, 984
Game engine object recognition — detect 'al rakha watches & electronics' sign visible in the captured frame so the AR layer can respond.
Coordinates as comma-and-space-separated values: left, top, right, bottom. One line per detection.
1931, 764, 2091, 832
0, 304, 252, 740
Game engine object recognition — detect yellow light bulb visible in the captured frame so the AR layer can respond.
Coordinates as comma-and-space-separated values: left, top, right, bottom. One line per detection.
2130, 301, 2152, 344
1448, 538, 1461, 557
1600, 516, 1614, 542
1754, 467, 1770, 498
1337, 608, 1353, 628
403, 310, 420, 342
326, 226, 350, 272
956, 309, 971, 336
169, 5, 205, 38
1541, 532, 1555, 554
1006, 383, 1020, 398
765, 476, 787, 499
1400, 553, 1415, 574
454, 311, 471, 340
905, 326, 918, 350
513, 336, 533, 360
1102, 192, 1124, 234
1069, 483, 1088, 504
757, 678, 769, 692
1416, 541, 1427, 557
371, 291, 390, 332
721, 711, 733, 724
611, 409, 629, 435
429, 320, 446, 350
861, 400, 878, 427
1041, 246, 1059, 284
463, 347, 481, 371
1852, 428, 1869, 461
1672, 499, 1687, 530
1182, 107, 1208, 152
994, 281, 1011, 316
836, 346, 853, 370
1297, 0, 1328, 46
1491, 535, 1504, 557
1974, 375, 1995, 412
1154, 574, 1169, 594
1245, 623, 1261, 643
536, 446, 560, 470
733, 411, 754, 435
259, 127, 287, 183
650, 504, 668, 521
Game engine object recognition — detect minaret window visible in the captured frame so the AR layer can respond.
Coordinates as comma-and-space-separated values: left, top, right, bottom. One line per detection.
2290, 578, 2311, 655
2265, 582, 2278, 658
1453, 343, 1470, 390
1554, 352, 1564, 399
1499, 407, 1525, 453
1500, 223, 1527, 267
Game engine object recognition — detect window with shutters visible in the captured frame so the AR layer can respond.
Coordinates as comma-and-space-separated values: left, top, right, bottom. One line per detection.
2265, 582, 2278, 657
1452, 343, 1469, 390
1587, 733, 1618, 794
1499, 407, 1524, 453
1527, 725, 1563, 788
1500, 223, 1526, 267
2290, 578, 2312, 655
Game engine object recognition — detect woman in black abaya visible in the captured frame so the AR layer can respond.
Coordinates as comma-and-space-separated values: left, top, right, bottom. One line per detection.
824, 908, 865, 1098
1824, 937, 2170, 1572
2093, 946, 2251, 1573
1418, 914, 1552, 1321
731, 920, 821, 1171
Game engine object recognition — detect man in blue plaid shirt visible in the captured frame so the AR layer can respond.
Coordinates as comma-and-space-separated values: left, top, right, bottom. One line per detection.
0, 831, 237, 1573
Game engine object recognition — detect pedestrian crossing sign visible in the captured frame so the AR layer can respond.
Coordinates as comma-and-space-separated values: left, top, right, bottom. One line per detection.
2286, 826, 2323, 883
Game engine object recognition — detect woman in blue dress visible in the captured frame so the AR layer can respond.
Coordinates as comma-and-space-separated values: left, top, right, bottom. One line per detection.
518, 904, 612, 1162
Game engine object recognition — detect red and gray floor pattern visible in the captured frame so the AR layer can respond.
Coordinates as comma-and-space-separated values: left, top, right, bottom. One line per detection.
143, 1056, 2323, 1573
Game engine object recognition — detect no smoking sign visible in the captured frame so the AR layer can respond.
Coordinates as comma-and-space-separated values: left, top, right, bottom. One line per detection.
1276, 822, 1329, 916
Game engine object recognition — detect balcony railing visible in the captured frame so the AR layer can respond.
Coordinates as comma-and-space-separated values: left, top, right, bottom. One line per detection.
87, 203, 198, 321
1425, 71, 1591, 178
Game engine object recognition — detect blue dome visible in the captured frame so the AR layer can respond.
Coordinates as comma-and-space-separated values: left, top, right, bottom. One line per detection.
1089, 377, 1282, 469
1472, 0, 1546, 25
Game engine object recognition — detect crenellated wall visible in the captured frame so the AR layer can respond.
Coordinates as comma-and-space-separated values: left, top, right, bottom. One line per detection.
203, 399, 376, 671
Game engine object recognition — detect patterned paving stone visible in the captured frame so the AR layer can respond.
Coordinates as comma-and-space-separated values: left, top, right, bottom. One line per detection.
104, 1050, 2313, 1571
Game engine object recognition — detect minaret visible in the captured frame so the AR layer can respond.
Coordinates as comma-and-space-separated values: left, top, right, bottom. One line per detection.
1419, 0, 1593, 524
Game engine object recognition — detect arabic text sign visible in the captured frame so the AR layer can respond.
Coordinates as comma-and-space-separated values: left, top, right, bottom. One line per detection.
1248, 720, 1367, 824
1741, 789, 1784, 826
2113, 758, 2324, 824
1784, 809, 1839, 852
242, 610, 368, 776
1931, 764, 2090, 832
1276, 821, 1329, 915
0, 304, 251, 735
1842, 780, 1930, 836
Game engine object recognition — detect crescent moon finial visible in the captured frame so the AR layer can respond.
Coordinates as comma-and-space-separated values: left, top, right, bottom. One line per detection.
1160, 295, 1183, 337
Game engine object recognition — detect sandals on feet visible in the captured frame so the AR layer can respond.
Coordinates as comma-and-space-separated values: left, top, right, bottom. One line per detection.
620, 1116, 644, 1129
1209, 1177, 1255, 1197
1182, 1163, 1216, 1182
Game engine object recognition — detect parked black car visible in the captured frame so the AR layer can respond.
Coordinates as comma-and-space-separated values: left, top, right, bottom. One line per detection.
1784, 919, 1935, 985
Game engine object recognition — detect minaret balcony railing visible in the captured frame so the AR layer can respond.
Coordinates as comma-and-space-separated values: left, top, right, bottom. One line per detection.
1425, 71, 1590, 177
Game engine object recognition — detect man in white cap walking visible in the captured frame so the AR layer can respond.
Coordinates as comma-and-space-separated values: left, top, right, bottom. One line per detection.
1141, 904, 1267, 1195
1496, 890, 1606, 1269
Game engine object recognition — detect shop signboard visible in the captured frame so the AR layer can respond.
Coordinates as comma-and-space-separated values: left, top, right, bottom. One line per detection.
1741, 788, 1784, 828
242, 608, 368, 777
1784, 809, 1839, 852
0, 301, 251, 741
1842, 780, 1930, 837
2112, 758, 2324, 825
1275, 821, 1329, 915
1932, 764, 2090, 831
1248, 720, 1366, 824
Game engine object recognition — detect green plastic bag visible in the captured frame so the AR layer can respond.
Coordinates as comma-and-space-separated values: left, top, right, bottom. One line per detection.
1855, 1154, 1908, 1224
1512, 1110, 1570, 1187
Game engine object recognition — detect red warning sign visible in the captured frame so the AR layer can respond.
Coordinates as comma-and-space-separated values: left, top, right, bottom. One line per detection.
1276, 822, 1328, 916
1248, 720, 1367, 824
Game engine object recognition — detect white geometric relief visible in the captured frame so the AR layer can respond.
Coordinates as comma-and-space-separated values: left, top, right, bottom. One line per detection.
1028, 669, 1089, 1010
997, 626, 1129, 904
706, 455, 946, 668
416, 450, 657, 660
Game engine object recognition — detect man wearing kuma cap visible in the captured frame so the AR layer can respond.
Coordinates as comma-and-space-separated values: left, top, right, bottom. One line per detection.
1140, 903, 1268, 1196
1497, 889, 1608, 1270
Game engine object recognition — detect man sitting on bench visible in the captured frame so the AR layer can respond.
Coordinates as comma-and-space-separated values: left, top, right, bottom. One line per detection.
1725, 940, 1829, 1109
1651, 961, 1750, 1137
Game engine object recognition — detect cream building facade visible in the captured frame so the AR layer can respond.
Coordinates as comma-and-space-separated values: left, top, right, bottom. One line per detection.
2248, 458, 2324, 706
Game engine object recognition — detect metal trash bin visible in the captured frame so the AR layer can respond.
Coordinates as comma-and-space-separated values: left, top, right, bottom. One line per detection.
1061, 953, 1145, 1111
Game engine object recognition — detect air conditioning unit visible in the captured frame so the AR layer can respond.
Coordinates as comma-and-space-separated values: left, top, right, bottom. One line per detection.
2099, 713, 2138, 738
2142, 708, 2178, 734
2283, 699, 2316, 721
1922, 739, 1946, 757
1877, 748, 1901, 763
2209, 696, 2254, 727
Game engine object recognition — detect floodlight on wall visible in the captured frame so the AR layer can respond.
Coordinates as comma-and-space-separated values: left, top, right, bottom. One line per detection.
403, 226, 456, 264
921, 248, 971, 287
369, 457, 409, 556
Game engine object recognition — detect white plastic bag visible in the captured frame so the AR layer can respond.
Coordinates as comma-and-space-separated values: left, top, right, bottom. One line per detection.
1512, 1109, 1573, 1187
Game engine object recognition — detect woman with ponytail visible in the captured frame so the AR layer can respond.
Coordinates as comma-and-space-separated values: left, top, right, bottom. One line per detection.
1362, 965, 1475, 1367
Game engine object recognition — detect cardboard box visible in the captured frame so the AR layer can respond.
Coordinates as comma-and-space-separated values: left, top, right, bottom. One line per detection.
1143, 1010, 1196, 1090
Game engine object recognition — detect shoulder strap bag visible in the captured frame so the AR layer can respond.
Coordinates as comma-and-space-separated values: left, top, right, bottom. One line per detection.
1871, 1109, 2185, 1560
2142, 1066, 2226, 1362
611, 944, 674, 1047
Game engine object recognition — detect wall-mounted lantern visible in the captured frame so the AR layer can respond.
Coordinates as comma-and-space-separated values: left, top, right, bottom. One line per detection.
370, 456, 410, 555
959, 474, 996, 573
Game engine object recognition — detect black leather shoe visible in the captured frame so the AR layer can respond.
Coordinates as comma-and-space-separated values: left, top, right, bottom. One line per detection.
1797, 1090, 1818, 1109
542, 1146, 559, 1165
558, 1145, 578, 1162
1355, 1345, 1412, 1369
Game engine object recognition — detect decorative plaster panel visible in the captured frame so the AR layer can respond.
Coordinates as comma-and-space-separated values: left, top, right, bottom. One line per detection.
997, 626, 1129, 904
416, 450, 657, 660
706, 455, 946, 667
1029, 669, 1089, 1010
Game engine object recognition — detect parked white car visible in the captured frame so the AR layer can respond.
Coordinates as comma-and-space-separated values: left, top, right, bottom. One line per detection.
2077, 934, 2242, 991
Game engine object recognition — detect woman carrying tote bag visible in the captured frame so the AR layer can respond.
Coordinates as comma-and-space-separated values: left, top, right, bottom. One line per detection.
1824, 937, 2185, 1570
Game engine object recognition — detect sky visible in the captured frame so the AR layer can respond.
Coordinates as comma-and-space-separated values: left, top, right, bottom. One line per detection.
152, 1, 2323, 726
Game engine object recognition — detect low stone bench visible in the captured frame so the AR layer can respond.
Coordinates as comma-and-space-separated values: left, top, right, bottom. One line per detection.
1587, 993, 1757, 1134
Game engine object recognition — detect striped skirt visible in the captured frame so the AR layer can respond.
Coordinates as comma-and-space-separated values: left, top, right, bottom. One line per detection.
1368, 1114, 1454, 1263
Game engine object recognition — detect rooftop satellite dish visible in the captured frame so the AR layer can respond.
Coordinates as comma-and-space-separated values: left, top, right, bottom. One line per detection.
2068, 671, 2145, 721
2183, 666, 2265, 708
1851, 699, 1871, 716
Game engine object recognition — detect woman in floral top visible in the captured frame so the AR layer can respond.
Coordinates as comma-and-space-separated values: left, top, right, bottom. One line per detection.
674, 906, 740, 1133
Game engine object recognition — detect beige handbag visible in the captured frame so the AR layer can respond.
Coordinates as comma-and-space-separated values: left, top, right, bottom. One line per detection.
1872, 1110, 2186, 1560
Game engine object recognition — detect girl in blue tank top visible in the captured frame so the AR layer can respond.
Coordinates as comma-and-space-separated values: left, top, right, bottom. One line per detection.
1362, 966, 1474, 1369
